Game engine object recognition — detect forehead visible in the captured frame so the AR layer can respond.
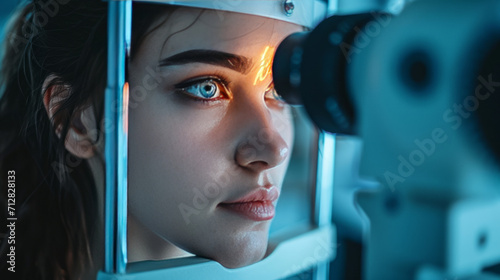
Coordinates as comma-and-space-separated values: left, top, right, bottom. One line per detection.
142, 7, 302, 58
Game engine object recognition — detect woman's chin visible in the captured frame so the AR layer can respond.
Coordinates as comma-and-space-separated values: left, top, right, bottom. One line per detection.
214, 237, 269, 268
215, 248, 267, 269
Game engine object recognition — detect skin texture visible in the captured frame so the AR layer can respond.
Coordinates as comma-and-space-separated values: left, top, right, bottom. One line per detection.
44, 7, 301, 269
126, 8, 300, 268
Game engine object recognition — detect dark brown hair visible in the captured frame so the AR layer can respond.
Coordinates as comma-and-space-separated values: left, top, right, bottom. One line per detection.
0, 1, 172, 279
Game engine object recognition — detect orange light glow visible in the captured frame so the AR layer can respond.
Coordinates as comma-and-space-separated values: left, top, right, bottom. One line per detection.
253, 46, 275, 85
123, 82, 129, 134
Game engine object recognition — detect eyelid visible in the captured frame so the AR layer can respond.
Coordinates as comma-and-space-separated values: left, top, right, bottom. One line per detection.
174, 75, 230, 90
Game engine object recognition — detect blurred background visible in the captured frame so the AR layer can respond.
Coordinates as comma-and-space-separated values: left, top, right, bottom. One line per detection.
0, 1, 18, 43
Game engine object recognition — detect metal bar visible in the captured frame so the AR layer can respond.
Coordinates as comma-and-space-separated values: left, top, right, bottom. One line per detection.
104, 0, 131, 274
314, 132, 335, 227
312, 131, 336, 280
116, 2, 131, 273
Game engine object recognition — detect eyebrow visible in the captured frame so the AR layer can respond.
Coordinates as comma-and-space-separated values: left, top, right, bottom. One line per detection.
158, 49, 253, 74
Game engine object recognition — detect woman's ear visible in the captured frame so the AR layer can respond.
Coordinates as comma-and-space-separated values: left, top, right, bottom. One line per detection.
42, 75, 98, 159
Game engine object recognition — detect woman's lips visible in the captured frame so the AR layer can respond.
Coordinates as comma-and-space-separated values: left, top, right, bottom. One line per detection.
219, 201, 276, 221
218, 186, 279, 221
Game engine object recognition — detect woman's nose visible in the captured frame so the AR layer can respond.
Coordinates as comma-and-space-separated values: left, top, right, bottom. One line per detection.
234, 109, 291, 173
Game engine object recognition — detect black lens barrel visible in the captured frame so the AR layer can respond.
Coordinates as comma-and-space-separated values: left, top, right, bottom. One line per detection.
273, 13, 390, 134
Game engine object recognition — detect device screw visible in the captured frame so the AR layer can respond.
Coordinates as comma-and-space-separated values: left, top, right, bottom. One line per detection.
284, 0, 295, 17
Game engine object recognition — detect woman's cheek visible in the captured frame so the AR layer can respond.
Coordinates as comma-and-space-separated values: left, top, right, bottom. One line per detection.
128, 95, 228, 213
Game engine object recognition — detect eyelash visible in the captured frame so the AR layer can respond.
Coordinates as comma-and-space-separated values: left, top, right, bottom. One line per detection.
264, 83, 285, 103
174, 75, 231, 104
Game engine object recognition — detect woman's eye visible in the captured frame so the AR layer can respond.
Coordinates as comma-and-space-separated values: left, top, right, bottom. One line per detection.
264, 83, 285, 103
176, 78, 228, 101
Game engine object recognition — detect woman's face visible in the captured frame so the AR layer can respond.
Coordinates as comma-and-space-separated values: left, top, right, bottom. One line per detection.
127, 7, 300, 268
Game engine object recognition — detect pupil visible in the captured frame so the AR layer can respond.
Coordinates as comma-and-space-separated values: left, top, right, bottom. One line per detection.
201, 83, 215, 97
